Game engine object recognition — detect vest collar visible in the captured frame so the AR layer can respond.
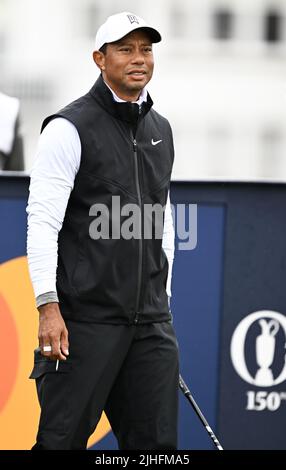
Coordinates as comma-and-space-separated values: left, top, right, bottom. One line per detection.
89, 75, 153, 126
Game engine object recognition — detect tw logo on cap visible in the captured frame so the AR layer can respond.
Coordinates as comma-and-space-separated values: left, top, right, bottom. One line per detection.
127, 14, 139, 25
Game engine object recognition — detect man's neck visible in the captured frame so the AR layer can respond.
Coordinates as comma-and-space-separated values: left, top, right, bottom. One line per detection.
103, 78, 147, 105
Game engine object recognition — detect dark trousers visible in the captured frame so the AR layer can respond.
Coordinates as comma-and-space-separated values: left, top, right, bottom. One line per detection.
30, 320, 179, 450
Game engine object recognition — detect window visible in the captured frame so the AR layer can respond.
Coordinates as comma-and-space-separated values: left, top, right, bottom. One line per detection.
213, 9, 233, 40
207, 126, 232, 175
170, 6, 186, 37
85, 4, 100, 38
8, 79, 53, 101
0, 33, 6, 54
260, 127, 282, 175
264, 10, 283, 43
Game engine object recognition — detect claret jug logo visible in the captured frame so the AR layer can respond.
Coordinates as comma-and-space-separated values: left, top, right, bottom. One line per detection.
230, 311, 286, 412
231, 311, 286, 387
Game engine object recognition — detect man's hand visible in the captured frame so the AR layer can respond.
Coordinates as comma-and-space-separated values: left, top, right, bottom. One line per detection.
38, 302, 69, 361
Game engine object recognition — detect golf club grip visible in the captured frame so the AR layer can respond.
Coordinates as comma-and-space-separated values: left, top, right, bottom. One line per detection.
179, 375, 224, 450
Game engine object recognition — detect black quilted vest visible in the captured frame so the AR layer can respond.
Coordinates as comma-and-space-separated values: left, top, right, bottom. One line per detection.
41, 75, 174, 324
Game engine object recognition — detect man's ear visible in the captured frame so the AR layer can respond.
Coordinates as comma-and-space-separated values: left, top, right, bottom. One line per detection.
93, 51, 106, 71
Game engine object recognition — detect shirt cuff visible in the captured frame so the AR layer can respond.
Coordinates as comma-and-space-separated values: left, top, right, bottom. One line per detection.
36, 291, 59, 308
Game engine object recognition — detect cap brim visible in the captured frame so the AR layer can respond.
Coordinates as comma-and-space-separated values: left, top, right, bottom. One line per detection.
135, 26, 161, 43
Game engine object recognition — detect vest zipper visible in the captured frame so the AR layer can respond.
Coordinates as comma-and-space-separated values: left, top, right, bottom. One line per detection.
132, 133, 142, 324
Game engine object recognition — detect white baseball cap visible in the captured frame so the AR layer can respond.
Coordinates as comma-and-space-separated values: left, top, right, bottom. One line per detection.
95, 11, 162, 51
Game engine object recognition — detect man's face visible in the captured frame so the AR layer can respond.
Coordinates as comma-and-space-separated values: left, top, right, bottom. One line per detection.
95, 30, 154, 100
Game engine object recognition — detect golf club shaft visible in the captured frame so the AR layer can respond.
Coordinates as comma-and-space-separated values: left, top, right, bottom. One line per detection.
179, 374, 223, 450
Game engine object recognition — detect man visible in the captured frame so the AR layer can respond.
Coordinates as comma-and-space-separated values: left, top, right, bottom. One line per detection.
27, 12, 179, 450
0, 91, 24, 170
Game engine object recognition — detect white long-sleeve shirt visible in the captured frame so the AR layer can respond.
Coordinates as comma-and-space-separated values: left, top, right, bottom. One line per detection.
27, 107, 175, 306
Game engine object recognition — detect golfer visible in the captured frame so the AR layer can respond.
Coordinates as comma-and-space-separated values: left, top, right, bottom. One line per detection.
27, 11, 179, 450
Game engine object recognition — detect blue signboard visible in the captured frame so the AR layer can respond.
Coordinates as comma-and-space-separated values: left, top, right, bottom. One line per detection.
1, 176, 285, 450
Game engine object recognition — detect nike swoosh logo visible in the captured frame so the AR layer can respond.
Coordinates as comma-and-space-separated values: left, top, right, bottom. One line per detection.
151, 139, 162, 146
